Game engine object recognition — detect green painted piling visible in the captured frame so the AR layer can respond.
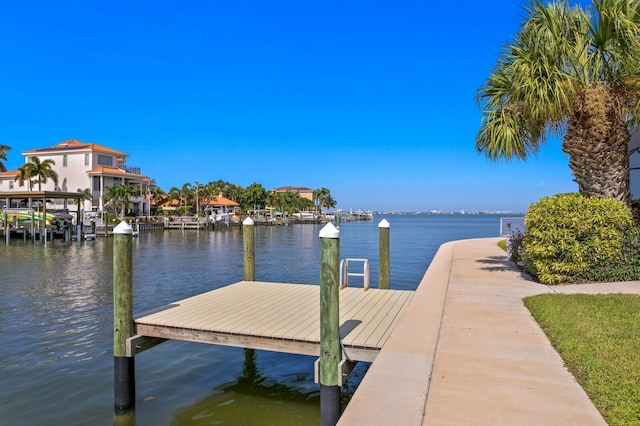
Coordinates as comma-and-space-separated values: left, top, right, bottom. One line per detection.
113, 221, 135, 412
243, 217, 255, 281
319, 222, 341, 426
378, 219, 390, 289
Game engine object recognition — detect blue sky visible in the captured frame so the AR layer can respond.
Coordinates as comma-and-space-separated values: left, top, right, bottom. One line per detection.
0, 1, 580, 212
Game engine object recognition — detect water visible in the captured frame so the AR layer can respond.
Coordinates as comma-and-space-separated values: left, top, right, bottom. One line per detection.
0, 214, 511, 425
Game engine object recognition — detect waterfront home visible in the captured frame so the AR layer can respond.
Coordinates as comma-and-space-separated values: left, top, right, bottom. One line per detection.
0, 139, 151, 216
271, 186, 314, 201
206, 194, 241, 223
0, 170, 19, 190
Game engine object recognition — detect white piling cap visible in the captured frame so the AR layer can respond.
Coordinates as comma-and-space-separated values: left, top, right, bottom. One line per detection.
114, 220, 133, 234
378, 219, 390, 228
319, 222, 340, 239
243, 217, 255, 225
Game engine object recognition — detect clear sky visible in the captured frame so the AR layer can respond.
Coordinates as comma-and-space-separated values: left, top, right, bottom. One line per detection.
0, 1, 581, 213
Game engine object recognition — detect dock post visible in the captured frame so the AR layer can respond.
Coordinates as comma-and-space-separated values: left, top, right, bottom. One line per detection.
378, 219, 390, 289
3, 211, 8, 244
243, 217, 255, 281
42, 202, 47, 244
319, 222, 341, 426
113, 221, 135, 413
31, 211, 35, 243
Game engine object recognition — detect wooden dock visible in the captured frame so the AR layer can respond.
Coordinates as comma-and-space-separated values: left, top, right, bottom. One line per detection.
129, 280, 414, 362
163, 217, 210, 230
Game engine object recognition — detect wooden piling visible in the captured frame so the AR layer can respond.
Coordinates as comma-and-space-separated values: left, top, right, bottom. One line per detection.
3, 211, 8, 244
113, 221, 135, 412
243, 217, 255, 281
319, 222, 341, 426
42, 202, 47, 244
378, 219, 390, 289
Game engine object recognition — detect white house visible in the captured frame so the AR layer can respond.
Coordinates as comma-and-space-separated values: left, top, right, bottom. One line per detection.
0, 139, 151, 216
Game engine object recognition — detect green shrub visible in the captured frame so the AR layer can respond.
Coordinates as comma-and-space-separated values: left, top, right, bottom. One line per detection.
508, 232, 525, 265
521, 193, 632, 285
571, 225, 640, 283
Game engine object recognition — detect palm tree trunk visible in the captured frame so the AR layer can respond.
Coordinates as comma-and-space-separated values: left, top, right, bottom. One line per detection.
563, 85, 631, 205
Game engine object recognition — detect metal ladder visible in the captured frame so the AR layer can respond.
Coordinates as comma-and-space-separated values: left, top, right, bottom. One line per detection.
339, 258, 370, 290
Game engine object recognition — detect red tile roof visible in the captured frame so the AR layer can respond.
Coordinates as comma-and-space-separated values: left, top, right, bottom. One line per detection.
88, 166, 148, 180
272, 186, 313, 192
23, 139, 128, 157
208, 195, 240, 207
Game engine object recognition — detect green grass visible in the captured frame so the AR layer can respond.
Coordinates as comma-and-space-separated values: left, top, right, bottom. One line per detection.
498, 239, 507, 252
524, 294, 640, 425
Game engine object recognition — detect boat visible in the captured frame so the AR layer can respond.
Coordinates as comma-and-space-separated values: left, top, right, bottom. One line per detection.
1, 209, 74, 229
355, 210, 374, 221
341, 210, 374, 221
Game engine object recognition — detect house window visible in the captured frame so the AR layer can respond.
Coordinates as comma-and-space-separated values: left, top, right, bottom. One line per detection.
93, 176, 101, 191
85, 154, 89, 166
63, 155, 68, 167
98, 155, 113, 166
9, 181, 14, 189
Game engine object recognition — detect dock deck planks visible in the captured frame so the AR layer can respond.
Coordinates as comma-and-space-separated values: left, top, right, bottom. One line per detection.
132, 280, 413, 362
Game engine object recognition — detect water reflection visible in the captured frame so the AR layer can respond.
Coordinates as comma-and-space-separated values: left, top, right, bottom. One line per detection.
170, 350, 320, 425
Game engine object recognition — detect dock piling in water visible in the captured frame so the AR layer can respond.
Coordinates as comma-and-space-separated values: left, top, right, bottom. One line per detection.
243, 217, 255, 281
378, 219, 390, 289
113, 221, 135, 413
319, 222, 341, 426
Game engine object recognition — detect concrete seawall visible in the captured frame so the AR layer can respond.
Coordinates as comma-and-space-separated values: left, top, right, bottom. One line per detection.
338, 237, 622, 425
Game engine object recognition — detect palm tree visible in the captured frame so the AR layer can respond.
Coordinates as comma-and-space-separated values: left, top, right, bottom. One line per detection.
322, 194, 337, 212
476, 0, 640, 205
314, 187, 330, 212
14, 162, 36, 190
148, 182, 166, 209
26, 156, 59, 191
226, 184, 244, 203
180, 183, 193, 215
103, 184, 136, 219
0, 144, 10, 172
75, 188, 93, 211
167, 186, 181, 205
313, 187, 335, 213
193, 181, 203, 215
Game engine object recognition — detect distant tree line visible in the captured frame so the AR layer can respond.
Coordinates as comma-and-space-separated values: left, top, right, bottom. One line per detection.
144, 180, 337, 217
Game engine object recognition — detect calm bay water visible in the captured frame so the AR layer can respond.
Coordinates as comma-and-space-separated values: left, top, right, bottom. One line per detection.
0, 214, 513, 425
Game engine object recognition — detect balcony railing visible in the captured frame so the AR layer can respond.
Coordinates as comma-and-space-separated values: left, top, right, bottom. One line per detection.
125, 165, 141, 175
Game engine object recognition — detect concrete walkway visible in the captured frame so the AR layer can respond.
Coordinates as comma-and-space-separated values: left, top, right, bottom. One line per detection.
338, 237, 640, 425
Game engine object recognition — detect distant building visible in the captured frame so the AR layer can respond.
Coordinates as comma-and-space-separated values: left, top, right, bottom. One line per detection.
0, 170, 19, 190
0, 139, 151, 215
271, 186, 314, 201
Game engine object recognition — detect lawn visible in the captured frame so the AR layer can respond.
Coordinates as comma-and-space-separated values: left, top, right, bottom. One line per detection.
524, 293, 640, 426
